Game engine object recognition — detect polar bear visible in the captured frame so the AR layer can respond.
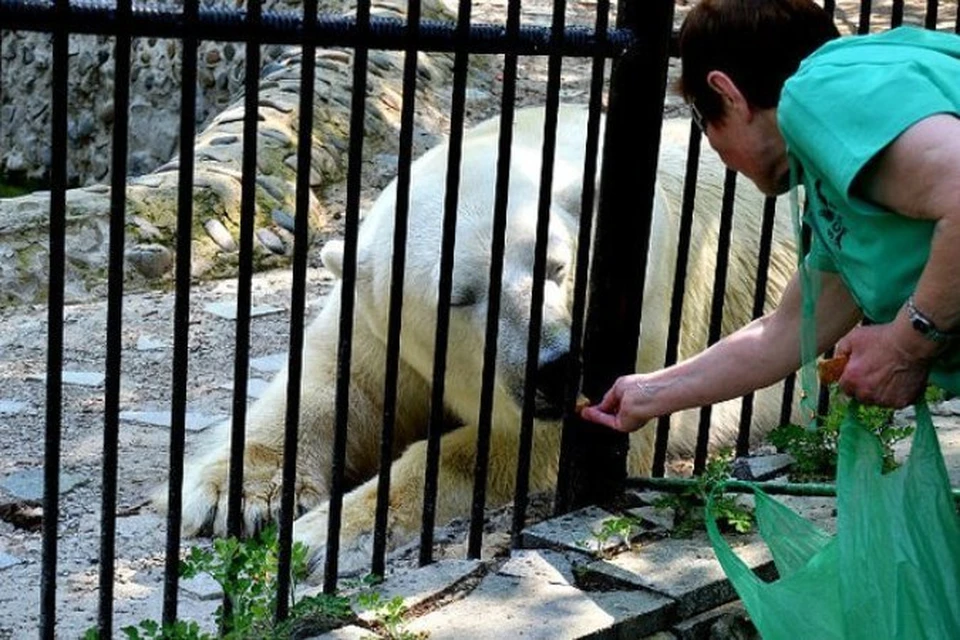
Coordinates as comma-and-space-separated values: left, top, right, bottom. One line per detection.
173, 105, 796, 574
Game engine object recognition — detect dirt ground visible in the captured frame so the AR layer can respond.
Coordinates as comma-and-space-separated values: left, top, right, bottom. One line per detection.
1, 0, 957, 637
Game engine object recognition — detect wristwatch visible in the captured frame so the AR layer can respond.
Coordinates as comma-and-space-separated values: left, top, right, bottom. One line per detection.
906, 295, 958, 343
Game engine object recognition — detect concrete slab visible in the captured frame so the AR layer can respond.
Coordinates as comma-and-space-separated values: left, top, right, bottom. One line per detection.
0, 551, 23, 570
119, 411, 226, 432
0, 400, 29, 415
136, 335, 167, 351
181, 573, 224, 601
521, 506, 622, 556
731, 454, 795, 481
671, 600, 754, 640
1, 468, 86, 502
498, 549, 581, 586
405, 571, 674, 640
586, 533, 773, 619
303, 558, 483, 620
307, 625, 372, 640
27, 371, 105, 387
218, 377, 272, 399
204, 301, 284, 320
251, 353, 287, 373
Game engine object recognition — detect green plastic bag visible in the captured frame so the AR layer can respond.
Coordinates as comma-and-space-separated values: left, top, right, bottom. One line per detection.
707, 400, 960, 639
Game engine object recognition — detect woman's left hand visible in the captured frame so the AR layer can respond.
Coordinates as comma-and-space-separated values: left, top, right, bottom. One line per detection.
834, 322, 931, 408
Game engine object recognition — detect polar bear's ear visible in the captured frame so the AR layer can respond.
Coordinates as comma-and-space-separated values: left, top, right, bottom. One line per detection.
320, 240, 345, 279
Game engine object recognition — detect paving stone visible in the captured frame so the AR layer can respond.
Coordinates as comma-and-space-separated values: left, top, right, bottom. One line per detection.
180, 572, 223, 601
521, 505, 620, 555
218, 377, 272, 399
0, 400, 29, 414
1, 468, 86, 502
119, 411, 226, 432
671, 600, 755, 640
586, 533, 774, 619
0, 551, 23, 570
731, 453, 796, 481
307, 626, 371, 640
250, 353, 287, 373
136, 335, 167, 351
405, 571, 674, 640
27, 371, 105, 387
626, 505, 675, 534
204, 301, 284, 320
498, 548, 579, 586
330, 558, 482, 622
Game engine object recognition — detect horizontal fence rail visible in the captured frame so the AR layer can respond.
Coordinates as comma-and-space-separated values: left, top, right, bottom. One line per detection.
0, 0, 636, 54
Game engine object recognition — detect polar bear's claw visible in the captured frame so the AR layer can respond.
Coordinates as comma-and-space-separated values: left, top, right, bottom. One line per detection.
172, 445, 325, 539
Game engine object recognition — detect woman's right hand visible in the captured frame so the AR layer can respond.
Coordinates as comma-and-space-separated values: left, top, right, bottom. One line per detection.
579, 374, 657, 433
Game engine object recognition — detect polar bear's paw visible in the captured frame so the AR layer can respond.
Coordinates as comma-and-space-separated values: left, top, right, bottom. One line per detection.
169, 443, 324, 538
293, 501, 375, 582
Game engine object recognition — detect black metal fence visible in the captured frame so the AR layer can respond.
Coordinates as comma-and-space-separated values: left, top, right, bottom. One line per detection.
0, 0, 956, 637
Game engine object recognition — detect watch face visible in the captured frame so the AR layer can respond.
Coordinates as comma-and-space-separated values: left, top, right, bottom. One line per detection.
912, 317, 931, 334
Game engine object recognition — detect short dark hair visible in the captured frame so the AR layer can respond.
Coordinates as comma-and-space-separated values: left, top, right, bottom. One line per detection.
678, 0, 839, 123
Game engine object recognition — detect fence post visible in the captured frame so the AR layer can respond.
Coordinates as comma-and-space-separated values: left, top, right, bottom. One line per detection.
556, 0, 674, 512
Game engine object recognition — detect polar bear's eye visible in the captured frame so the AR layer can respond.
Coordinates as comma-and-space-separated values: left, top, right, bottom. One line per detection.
450, 287, 480, 307
546, 259, 568, 284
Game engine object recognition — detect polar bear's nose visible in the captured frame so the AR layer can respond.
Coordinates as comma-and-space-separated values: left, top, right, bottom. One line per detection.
533, 351, 573, 419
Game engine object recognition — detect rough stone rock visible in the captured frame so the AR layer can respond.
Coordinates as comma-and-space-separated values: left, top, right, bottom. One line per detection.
0, 0, 460, 307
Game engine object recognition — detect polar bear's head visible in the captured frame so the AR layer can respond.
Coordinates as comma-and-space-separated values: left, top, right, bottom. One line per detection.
321, 107, 596, 425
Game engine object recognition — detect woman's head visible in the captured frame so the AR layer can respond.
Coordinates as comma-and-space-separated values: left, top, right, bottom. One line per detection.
678, 0, 839, 128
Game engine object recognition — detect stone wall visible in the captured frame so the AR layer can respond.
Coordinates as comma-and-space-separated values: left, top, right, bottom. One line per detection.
0, 0, 466, 307
0, 0, 328, 186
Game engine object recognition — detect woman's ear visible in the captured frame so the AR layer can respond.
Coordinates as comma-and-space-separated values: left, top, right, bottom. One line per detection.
706, 70, 750, 118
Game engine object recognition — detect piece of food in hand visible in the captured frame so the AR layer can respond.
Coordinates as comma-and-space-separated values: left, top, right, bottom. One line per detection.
818, 354, 849, 384
574, 393, 591, 415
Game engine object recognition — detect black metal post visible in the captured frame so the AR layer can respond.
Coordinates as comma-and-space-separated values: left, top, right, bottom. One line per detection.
556, 0, 674, 511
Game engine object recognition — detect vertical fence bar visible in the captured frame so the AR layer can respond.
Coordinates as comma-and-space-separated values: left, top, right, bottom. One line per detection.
553, 0, 610, 515
275, 0, 319, 617
890, 0, 904, 27
858, 0, 873, 33
650, 123, 702, 478
467, 0, 520, 559
560, 0, 674, 509
734, 195, 777, 457
925, 0, 939, 29
97, 0, 133, 634
221, 0, 263, 628
40, 1, 69, 636
823, 0, 837, 18
323, 0, 372, 592
692, 169, 737, 475
780, 372, 797, 426
371, 0, 421, 576
162, 0, 200, 624
225, 0, 262, 541
510, 0, 566, 547
418, 0, 472, 567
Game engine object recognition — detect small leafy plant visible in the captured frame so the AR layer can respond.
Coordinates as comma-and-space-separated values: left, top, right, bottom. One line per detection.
84, 524, 358, 640
769, 385, 915, 482
653, 448, 754, 538
355, 590, 428, 640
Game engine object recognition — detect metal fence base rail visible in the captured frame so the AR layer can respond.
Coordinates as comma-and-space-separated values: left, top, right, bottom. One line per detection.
629, 476, 960, 502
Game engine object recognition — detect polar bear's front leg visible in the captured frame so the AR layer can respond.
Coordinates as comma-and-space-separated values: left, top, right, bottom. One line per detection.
293, 423, 562, 579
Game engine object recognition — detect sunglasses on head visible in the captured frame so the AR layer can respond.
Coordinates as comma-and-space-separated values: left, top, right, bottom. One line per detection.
689, 101, 707, 132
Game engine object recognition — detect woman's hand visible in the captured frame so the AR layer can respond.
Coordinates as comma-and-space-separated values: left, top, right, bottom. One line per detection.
580, 374, 657, 433
835, 321, 932, 408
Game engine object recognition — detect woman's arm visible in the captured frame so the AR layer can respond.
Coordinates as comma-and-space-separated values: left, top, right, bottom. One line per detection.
581, 269, 860, 432
837, 114, 960, 406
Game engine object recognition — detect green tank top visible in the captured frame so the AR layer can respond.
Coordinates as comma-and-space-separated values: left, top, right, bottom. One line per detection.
778, 26, 960, 396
